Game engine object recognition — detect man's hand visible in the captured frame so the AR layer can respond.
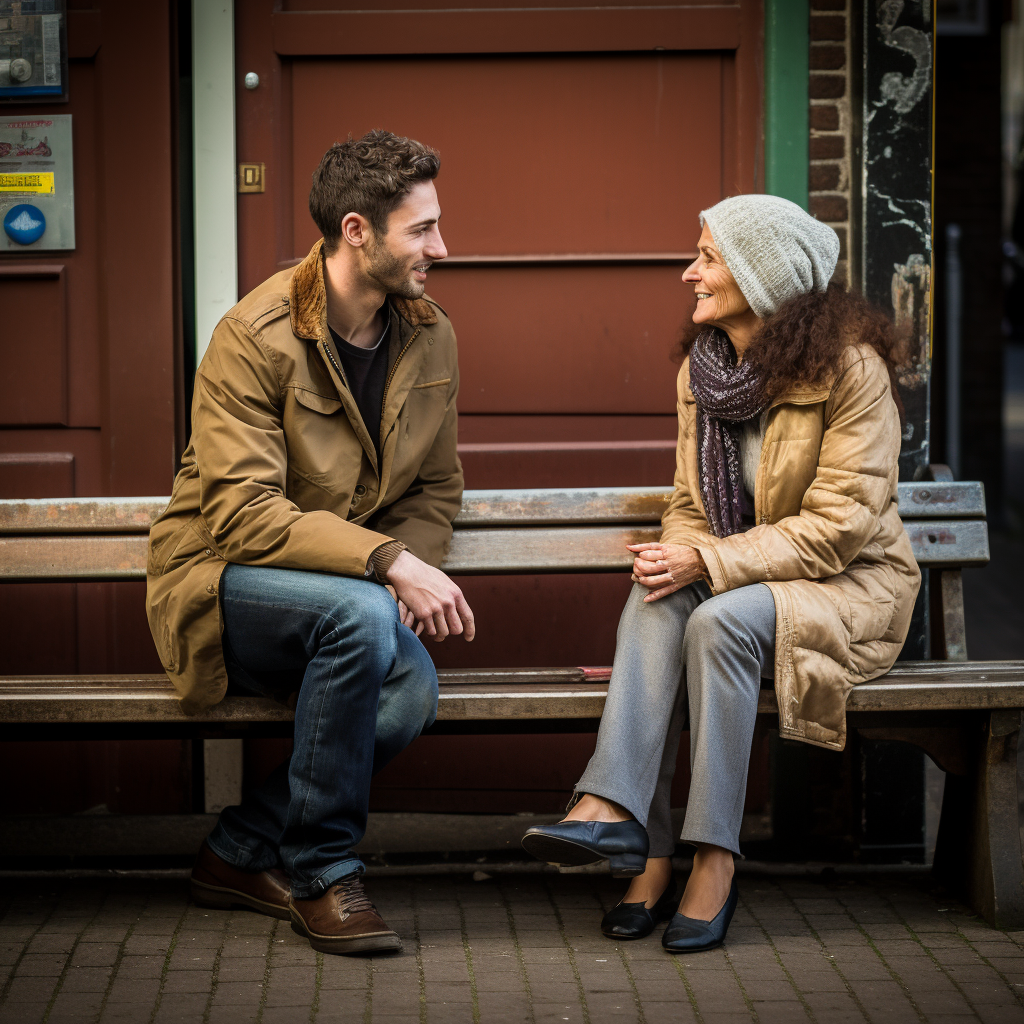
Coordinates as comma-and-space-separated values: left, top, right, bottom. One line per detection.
627, 542, 705, 602
386, 549, 476, 642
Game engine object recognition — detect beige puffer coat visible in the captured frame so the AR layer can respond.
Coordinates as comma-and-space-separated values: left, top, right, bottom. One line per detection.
660, 343, 921, 751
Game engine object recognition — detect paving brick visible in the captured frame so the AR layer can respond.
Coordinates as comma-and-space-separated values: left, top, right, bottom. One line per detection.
1, 873, 1023, 1022
0, 1003, 48, 1024
1, 974, 60, 1001
161, 969, 216, 994
14, 951, 68, 976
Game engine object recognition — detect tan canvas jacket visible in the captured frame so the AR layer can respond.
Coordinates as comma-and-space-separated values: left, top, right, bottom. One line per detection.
660, 343, 921, 751
146, 240, 463, 713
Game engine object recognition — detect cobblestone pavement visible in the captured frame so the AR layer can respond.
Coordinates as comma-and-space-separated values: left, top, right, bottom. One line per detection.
1, 870, 1023, 1024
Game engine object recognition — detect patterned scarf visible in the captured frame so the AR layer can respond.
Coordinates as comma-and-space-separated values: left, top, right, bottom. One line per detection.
688, 329, 769, 538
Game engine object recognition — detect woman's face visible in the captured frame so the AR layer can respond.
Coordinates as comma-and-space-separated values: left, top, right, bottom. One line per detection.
683, 224, 751, 327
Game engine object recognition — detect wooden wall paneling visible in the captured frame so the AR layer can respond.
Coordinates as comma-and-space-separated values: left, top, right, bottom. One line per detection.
427, 264, 688, 414
96, 0, 177, 496
63, 58, 101, 428
233, 0, 765, 816
270, 5, 742, 56
0, 452, 77, 677
0, 2, 186, 819
0, 266, 68, 426
236, 0, 289, 294
287, 54, 724, 259
732, 0, 765, 196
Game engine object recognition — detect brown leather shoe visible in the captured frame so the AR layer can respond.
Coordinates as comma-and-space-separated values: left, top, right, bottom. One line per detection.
290, 875, 402, 955
191, 840, 291, 920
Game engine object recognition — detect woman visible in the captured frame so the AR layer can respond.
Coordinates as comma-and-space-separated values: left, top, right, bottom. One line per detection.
521, 194, 921, 953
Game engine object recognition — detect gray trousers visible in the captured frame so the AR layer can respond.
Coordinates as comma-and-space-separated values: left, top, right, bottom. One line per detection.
576, 581, 775, 857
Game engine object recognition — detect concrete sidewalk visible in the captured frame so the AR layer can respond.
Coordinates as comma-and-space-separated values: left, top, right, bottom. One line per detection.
1, 869, 1022, 1024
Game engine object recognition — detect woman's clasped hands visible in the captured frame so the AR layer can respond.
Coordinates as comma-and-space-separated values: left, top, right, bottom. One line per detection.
627, 542, 705, 602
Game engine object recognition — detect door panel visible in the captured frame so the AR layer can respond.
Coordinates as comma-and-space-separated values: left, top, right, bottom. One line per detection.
0, 266, 68, 425
290, 54, 723, 257
235, 0, 762, 815
428, 264, 689, 413
0, 1, 183, 817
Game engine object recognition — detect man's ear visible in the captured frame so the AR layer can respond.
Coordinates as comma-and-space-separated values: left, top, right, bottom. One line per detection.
340, 212, 371, 249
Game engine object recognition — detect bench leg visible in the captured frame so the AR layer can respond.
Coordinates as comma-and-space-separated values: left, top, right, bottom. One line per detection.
934, 709, 1024, 928
203, 738, 244, 814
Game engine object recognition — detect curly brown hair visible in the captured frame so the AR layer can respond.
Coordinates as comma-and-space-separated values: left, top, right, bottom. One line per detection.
676, 282, 908, 422
309, 129, 440, 255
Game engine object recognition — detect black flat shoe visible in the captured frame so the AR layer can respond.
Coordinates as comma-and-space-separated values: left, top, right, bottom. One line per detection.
661, 878, 738, 953
521, 820, 650, 877
601, 878, 678, 939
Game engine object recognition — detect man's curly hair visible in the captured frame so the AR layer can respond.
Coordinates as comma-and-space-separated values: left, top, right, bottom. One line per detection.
676, 283, 908, 423
309, 129, 440, 255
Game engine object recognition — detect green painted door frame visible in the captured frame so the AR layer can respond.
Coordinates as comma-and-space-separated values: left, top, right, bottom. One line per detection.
764, 0, 810, 208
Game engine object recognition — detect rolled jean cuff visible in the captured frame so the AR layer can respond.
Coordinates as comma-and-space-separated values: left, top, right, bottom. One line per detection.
573, 775, 650, 829
206, 825, 279, 874
290, 857, 365, 900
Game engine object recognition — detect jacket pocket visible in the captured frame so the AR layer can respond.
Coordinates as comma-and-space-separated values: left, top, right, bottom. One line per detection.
291, 386, 344, 415
411, 378, 451, 390
148, 515, 201, 576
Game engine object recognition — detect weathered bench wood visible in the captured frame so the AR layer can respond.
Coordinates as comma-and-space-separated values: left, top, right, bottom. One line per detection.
2, 662, 1024, 724
1, 478, 1021, 928
0, 481, 988, 532
0, 483, 993, 581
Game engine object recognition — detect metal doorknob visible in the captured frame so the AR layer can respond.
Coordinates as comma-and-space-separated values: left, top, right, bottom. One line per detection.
244, 72, 259, 90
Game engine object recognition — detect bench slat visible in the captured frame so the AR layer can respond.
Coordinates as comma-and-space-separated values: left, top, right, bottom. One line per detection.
0, 481, 986, 535
0, 518, 991, 582
1, 662, 1021, 723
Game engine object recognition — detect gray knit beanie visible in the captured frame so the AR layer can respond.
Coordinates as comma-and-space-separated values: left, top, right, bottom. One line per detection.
699, 195, 840, 319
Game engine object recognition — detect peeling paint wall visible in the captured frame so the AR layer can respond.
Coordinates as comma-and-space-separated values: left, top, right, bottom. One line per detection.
862, 0, 935, 483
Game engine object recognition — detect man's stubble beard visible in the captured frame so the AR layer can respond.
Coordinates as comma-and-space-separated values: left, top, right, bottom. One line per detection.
365, 234, 423, 300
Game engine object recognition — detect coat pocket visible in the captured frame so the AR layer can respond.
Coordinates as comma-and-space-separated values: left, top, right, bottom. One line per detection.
411, 378, 451, 390
291, 386, 344, 415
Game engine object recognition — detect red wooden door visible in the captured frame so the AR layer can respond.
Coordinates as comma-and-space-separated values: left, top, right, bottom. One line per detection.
236, 0, 763, 812
0, 1, 184, 815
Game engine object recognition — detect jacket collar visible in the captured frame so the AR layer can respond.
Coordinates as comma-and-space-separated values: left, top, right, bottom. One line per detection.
289, 239, 438, 341
681, 359, 833, 408
769, 379, 833, 408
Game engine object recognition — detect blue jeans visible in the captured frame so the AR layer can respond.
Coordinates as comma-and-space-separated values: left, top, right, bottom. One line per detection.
205, 565, 438, 898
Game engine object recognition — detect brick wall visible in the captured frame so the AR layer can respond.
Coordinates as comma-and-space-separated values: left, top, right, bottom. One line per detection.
809, 0, 854, 287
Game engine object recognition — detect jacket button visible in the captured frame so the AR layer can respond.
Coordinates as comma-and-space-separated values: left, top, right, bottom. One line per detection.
354, 484, 367, 496
204, 548, 212, 555
427, 337, 434, 346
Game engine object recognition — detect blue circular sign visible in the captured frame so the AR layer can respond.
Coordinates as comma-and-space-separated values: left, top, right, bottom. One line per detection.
3, 203, 46, 245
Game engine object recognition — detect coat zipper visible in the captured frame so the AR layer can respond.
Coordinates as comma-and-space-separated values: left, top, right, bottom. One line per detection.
320, 338, 348, 389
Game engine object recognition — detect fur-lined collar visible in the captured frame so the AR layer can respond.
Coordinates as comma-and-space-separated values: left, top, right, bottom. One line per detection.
289, 239, 438, 340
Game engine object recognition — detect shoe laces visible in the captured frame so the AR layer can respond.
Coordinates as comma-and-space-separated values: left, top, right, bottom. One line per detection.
333, 875, 375, 918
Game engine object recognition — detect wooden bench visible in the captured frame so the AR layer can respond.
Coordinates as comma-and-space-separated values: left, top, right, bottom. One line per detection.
2, 471, 1022, 926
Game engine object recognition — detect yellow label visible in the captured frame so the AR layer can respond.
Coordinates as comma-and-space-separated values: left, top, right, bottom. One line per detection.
0, 172, 55, 194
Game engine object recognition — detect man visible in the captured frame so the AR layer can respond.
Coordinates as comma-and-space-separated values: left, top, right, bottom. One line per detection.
146, 130, 473, 955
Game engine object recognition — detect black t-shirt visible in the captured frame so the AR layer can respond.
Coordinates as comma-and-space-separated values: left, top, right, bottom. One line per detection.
327, 312, 390, 456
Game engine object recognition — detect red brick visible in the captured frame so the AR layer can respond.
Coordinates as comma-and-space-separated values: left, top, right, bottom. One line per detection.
810, 73, 846, 99
810, 194, 848, 221
833, 226, 848, 259
810, 105, 840, 131
810, 44, 846, 70
810, 163, 841, 191
810, 135, 845, 159
810, 14, 846, 41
